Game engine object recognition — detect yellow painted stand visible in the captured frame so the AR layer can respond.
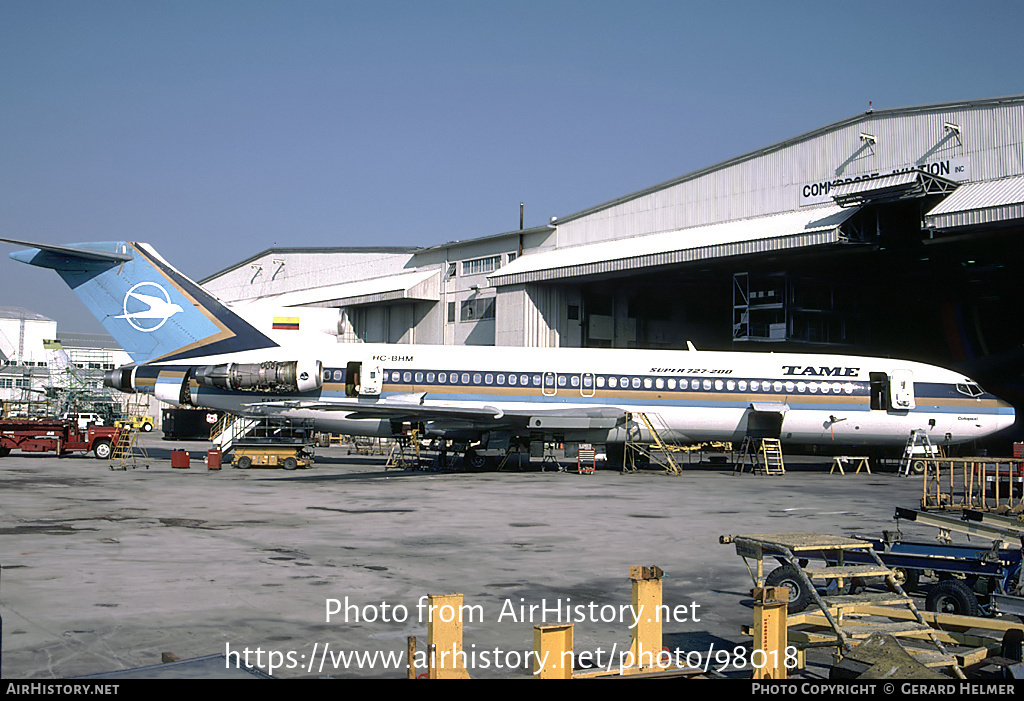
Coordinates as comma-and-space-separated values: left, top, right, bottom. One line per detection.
426, 593, 470, 679
752, 586, 788, 680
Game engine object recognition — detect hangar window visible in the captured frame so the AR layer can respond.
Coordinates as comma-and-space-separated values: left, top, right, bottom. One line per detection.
461, 297, 495, 322
462, 256, 501, 276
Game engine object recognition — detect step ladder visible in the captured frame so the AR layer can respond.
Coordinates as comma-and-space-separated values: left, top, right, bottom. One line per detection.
899, 429, 941, 476
109, 425, 148, 470
735, 437, 785, 475
385, 429, 422, 470
626, 413, 682, 475
724, 532, 966, 678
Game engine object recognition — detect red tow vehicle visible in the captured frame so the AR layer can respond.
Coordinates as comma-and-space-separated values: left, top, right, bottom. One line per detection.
0, 418, 122, 459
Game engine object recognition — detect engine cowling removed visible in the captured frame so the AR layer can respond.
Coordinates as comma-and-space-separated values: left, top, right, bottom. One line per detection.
193, 360, 323, 393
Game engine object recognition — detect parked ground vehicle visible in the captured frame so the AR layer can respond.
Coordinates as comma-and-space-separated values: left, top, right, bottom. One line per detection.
61, 412, 107, 431
115, 415, 154, 432
0, 418, 122, 459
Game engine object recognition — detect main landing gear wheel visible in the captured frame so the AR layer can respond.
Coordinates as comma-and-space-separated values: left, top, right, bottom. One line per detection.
465, 450, 489, 471
765, 564, 813, 613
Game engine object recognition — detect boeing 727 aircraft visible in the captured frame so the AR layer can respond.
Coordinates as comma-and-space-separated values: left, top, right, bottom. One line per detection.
4, 239, 1015, 466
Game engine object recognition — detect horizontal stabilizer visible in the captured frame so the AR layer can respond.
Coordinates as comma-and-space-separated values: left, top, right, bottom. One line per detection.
3, 238, 133, 265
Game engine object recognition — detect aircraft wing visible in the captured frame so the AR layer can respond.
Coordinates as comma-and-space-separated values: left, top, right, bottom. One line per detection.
246, 395, 627, 429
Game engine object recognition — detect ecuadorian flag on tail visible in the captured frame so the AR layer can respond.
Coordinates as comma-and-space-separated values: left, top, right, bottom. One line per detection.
273, 316, 301, 331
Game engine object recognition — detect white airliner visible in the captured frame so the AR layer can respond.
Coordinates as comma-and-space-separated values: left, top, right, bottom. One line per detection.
4, 239, 1015, 465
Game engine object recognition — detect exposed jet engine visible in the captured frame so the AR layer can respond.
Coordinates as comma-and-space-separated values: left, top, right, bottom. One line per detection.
193, 360, 323, 393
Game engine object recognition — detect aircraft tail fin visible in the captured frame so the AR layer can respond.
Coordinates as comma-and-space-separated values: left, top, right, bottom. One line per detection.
4, 239, 277, 363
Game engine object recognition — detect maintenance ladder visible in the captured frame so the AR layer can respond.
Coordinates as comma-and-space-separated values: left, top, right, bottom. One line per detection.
109, 425, 148, 470
899, 429, 942, 476
625, 412, 683, 475
735, 437, 786, 475
722, 532, 966, 678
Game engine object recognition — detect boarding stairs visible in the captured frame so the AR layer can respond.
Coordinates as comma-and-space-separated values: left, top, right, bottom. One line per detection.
735, 437, 785, 475
211, 414, 260, 452
899, 429, 942, 476
724, 532, 966, 678
625, 412, 683, 475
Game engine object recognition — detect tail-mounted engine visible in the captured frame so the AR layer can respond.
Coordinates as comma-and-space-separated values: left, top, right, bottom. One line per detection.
193, 360, 323, 394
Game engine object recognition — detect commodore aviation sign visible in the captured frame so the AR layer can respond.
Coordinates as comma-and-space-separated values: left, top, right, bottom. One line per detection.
116, 282, 184, 332
798, 157, 971, 206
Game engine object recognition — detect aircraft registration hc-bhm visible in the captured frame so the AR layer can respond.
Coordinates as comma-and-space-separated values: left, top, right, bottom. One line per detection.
3, 239, 1015, 466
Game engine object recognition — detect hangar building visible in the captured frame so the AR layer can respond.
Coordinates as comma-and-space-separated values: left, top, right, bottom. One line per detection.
201, 95, 1024, 434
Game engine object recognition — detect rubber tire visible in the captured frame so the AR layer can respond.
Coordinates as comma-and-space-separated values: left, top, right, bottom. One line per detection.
94, 439, 112, 460
765, 564, 813, 613
926, 579, 979, 617
0, 446, 10, 457
465, 450, 489, 471
236, 456, 252, 469
911, 460, 926, 475
282, 457, 298, 470
892, 567, 921, 593
141, 422, 153, 432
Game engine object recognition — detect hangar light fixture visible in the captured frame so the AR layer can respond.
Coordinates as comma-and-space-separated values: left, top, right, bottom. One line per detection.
859, 132, 876, 155
944, 121, 963, 147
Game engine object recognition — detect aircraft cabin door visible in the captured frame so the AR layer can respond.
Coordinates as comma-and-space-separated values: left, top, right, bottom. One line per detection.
542, 372, 557, 397
346, 361, 383, 396
889, 370, 915, 410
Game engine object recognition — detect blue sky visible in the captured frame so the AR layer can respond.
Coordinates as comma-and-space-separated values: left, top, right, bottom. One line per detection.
2, 0, 1022, 333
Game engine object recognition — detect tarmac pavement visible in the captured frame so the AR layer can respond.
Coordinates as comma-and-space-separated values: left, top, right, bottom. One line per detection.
0, 436, 933, 679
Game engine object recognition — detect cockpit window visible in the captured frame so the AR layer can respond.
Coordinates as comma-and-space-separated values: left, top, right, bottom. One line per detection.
956, 382, 984, 398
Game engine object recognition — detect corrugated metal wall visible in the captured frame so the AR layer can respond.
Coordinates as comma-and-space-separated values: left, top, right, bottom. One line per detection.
556, 98, 1024, 247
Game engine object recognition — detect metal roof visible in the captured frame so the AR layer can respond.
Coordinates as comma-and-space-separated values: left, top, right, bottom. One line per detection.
552, 95, 1024, 226
255, 268, 440, 307
924, 175, 1024, 229
488, 205, 857, 286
